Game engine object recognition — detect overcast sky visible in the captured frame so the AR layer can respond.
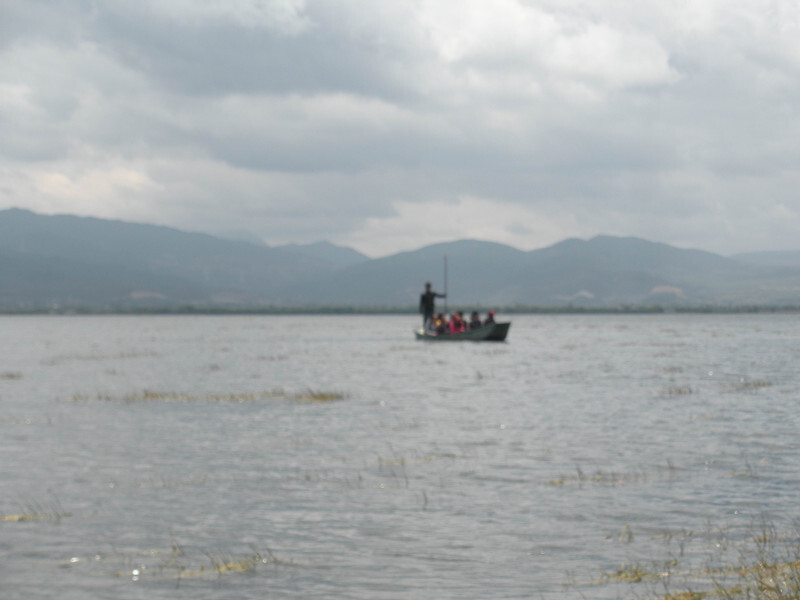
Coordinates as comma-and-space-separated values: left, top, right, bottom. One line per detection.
2, 1, 799, 257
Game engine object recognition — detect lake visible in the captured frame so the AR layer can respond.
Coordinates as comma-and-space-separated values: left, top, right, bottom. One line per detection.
2, 314, 799, 599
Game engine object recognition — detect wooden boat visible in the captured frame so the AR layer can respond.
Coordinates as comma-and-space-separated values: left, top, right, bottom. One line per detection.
414, 322, 510, 342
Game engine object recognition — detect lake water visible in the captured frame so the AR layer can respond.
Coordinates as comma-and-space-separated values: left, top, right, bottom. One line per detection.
2, 314, 800, 599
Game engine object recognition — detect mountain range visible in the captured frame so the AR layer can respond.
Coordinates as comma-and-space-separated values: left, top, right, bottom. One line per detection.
2, 207, 800, 310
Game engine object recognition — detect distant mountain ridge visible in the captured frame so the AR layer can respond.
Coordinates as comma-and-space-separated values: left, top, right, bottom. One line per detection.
274, 241, 369, 268
2, 207, 800, 309
731, 250, 800, 268
0, 208, 336, 306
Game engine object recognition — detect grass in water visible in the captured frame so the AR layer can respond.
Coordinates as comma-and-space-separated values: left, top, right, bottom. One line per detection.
291, 390, 345, 402
99, 545, 288, 582
725, 379, 774, 393
603, 561, 679, 583
546, 465, 653, 486
66, 388, 345, 404
587, 522, 800, 600
0, 497, 71, 522
661, 385, 693, 396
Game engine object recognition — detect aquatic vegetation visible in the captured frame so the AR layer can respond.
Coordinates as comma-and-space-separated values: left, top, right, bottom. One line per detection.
98, 545, 287, 582
291, 389, 345, 402
378, 450, 459, 468
729, 379, 773, 392
0, 498, 71, 522
371, 448, 458, 490
545, 466, 652, 486
42, 350, 159, 366
658, 592, 708, 600
255, 354, 289, 361
0, 371, 22, 380
661, 385, 693, 396
651, 529, 698, 542
62, 542, 287, 583
65, 388, 345, 404
602, 561, 676, 583
131, 473, 210, 489
0, 416, 54, 425
730, 457, 762, 480
586, 522, 800, 600
204, 550, 272, 574
119, 390, 286, 403
620, 525, 634, 543
0, 514, 39, 522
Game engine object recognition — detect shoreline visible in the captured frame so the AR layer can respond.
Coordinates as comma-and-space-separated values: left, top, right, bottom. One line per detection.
2, 304, 800, 315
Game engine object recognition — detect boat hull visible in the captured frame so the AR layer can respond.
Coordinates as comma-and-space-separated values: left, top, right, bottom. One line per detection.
414, 322, 510, 342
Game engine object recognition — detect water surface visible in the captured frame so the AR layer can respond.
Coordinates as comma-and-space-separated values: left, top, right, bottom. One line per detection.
2, 314, 799, 599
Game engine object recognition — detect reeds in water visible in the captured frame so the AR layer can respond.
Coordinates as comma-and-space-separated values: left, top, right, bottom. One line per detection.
0, 497, 70, 522
587, 522, 800, 600
66, 388, 346, 404
98, 545, 287, 582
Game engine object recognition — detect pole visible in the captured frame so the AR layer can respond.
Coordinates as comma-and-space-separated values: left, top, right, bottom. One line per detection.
444, 254, 448, 314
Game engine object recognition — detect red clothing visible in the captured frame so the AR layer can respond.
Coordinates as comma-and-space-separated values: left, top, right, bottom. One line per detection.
449, 317, 465, 333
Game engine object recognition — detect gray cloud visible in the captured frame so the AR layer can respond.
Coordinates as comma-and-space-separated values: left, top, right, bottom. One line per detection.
2, 0, 800, 256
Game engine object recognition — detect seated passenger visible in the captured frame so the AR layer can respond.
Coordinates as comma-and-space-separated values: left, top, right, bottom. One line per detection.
483, 310, 495, 326
449, 312, 466, 334
434, 313, 448, 335
469, 311, 482, 330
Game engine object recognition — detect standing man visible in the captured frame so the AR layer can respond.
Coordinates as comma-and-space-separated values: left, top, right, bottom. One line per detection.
420, 282, 446, 330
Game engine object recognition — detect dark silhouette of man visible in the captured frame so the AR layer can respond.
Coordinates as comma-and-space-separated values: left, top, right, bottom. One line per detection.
419, 282, 446, 329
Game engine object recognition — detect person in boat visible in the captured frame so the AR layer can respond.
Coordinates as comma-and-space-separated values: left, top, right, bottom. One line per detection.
434, 313, 448, 335
420, 282, 446, 329
483, 310, 495, 326
449, 311, 466, 334
469, 311, 482, 330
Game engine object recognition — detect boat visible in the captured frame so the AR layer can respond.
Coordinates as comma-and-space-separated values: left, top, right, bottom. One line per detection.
414, 322, 510, 342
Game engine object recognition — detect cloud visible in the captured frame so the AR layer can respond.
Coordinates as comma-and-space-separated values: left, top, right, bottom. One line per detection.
131, 0, 313, 34
418, 0, 679, 98
2, 0, 800, 256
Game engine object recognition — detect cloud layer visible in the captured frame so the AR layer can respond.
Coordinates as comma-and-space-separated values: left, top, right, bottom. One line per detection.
2, 0, 799, 256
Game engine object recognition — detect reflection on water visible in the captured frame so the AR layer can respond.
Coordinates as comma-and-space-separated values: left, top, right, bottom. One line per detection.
2, 314, 800, 599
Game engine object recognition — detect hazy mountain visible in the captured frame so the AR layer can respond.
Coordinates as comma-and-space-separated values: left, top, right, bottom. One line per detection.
275, 241, 369, 269
731, 250, 800, 268
4, 208, 800, 309
0, 250, 211, 306
287, 236, 787, 308
281, 239, 528, 307
0, 208, 336, 307
506, 236, 757, 306
213, 229, 268, 246
211, 232, 370, 268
